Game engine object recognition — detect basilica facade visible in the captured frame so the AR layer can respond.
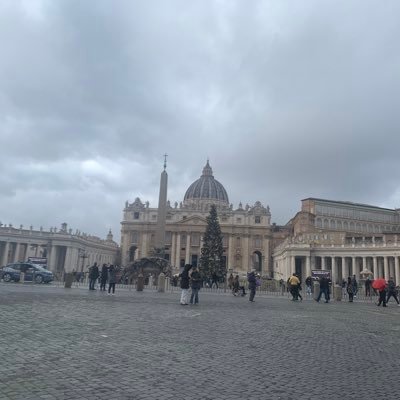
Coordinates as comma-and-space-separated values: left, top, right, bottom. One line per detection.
120, 161, 273, 276
121, 162, 400, 285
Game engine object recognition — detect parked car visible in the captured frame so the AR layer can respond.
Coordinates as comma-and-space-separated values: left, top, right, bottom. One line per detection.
1, 262, 54, 284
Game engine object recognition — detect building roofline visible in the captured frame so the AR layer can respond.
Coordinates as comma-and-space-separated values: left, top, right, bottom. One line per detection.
301, 197, 396, 212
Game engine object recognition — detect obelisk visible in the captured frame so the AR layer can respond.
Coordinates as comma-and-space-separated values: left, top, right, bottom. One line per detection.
154, 154, 168, 257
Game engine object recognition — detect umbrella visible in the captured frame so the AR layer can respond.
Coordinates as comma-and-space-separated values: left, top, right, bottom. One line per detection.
360, 268, 373, 277
372, 278, 386, 291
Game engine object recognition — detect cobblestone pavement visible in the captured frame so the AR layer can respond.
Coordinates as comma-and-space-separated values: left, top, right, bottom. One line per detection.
1, 283, 400, 400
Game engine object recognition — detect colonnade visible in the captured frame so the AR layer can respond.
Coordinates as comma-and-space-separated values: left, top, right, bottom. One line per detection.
285, 254, 400, 285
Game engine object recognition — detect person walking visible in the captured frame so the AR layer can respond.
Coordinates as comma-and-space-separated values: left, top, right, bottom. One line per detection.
100, 264, 108, 291
365, 277, 372, 297
316, 276, 330, 303
88, 262, 99, 290
232, 275, 246, 296
107, 265, 117, 295
228, 273, 234, 290
386, 277, 400, 306
377, 282, 387, 307
211, 272, 219, 289
179, 264, 192, 305
351, 275, 358, 297
305, 276, 312, 296
288, 273, 300, 301
346, 277, 354, 302
189, 266, 202, 305
248, 269, 257, 302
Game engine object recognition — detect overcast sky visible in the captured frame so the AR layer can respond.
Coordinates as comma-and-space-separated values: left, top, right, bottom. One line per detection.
1, 0, 400, 241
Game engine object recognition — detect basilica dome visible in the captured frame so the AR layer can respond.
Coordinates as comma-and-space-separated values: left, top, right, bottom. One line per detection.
183, 161, 229, 207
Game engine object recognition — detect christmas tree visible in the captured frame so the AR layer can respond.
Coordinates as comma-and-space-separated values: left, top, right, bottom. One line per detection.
200, 205, 225, 280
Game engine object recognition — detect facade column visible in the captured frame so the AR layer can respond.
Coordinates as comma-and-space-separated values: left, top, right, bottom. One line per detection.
227, 235, 234, 270
362, 256, 367, 273
395, 256, 400, 287
321, 256, 326, 270
185, 234, 191, 264
141, 233, 147, 258
285, 256, 290, 280
373, 256, 378, 279
243, 235, 249, 271
175, 234, 181, 269
2, 241, 10, 266
170, 233, 176, 267
331, 257, 337, 284
290, 255, 296, 274
384, 256, 389, 280
14, 242, 21, 262
305, 256, 311, 278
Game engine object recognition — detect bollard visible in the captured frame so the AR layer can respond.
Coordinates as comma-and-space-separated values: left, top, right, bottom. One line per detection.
64, 273, 73, 288
165, 276, 170, 292
334, 285, 342, 301
20, 272, 25, 284
137, 273, 144, 291
158, 273, 165, 293
313, 281, 320, 301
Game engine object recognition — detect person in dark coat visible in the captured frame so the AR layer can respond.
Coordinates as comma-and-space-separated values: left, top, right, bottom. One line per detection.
100, 264, 108, 291
179, 264, 192, 305
386, 277, 399, 305
88, 262, 99, 290
107, 265, 117, 295
346, 276, 354, 302
316, 276, 330, 303
189, 266, 202, 305
247, 269, 257, 302
365, 277, 372, 297
377, 281, 387, 307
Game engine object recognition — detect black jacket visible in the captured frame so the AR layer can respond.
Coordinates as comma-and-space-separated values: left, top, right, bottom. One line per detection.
179, 265, 192, 289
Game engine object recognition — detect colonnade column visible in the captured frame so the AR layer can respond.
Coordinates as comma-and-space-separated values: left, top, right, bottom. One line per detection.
395, 256, 400, 287
305, 256, 311, 278
331, 257, 337, 284
321, 256, 326, 270
341, 257, 346, 280
373, 257, 377, 279
362, 256, 367, 274
14, 242, 21, 262
352, 257, 359, 279
185, 234, 191, 264
384, 256, 389, 280
175, 234, 181, 269
2, 241, 10, 266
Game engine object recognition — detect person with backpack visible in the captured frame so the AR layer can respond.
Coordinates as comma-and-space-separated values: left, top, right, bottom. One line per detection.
100, 264, 108, 291
88, 262, 99, 290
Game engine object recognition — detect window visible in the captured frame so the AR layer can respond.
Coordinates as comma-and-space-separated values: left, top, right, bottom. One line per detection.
237, 218, 242, 223
151, 214, 156, 220
255, 216, 261, 224
191, 233, 200, 246
133, 212, 140, 220
131, 231, 139, 244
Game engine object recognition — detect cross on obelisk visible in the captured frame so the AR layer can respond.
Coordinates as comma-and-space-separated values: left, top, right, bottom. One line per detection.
163, 153, 168, 170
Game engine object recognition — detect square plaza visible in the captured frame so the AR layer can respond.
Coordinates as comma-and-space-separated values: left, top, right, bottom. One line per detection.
1, 283, 399, 400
